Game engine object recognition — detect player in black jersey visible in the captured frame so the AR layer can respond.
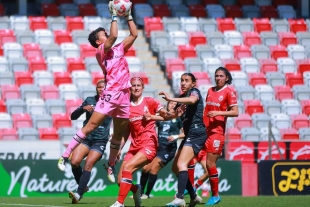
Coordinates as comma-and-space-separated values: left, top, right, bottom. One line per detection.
138, 101, 184, 199
68, 79, 113, 204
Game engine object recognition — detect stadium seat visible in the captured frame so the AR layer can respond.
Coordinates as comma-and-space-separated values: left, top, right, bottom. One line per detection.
0, 71, 14, 86
292, 85, 310, 101
29, 16, 48, 31
259, 127, 280, 141
0, 29, 16, 45
270, 18, 289, 32
0, 16, 9, 29
234, 113, 252, 129
45, 99, 66, 114
242, 5, 260, 18
14, 71, 33, 86
28, 57, 47, 73
233, 45, 252, 59
205, 31, 225, 46
298, 128, 310, 140
6, 99, 26, 114
217, 18, 236, 32
66, 57, 85, 73
54, 30, 72, 45
52, 114, 72, 129
222, 59, 241, 71
301, 100, 310, 116
41, 3, 60, 16
20, 84, 41, 100
252, 113, 271, 128
262, 99, 282, 115
34, 29, 54, 45
242, 31, 261, 47
83, 16, 103, 31
91, 71, 105, 85
226, 128, 241, 140
277, 5, 296, 19
260, 5, 278, 18
296, 59, 310, 75
15, 30, 35, 44
12, 113, 32, 129
285, 73, 303, 87
71, 70, 92, 87
260, 31, 279, 46
152, 4, 171, 18
250, 44, 270, 60
41, 44, 61, 58
60, 43, 80, 58
296, 32, 310, 47
71, 30, 89, 45
9, 57, 28, 72
78, 4, 97, 16
3, 42, 23, 59
253, 18, 272, 33
288, 19, 307, 34
96, 3, 110, 18
198, 18, 218, 33
188, 5, 207, 18
80, 44, 95, 59
195, 44, 214, 59
144, 17, 164, 38
244, 99, 264, 115
184, 58, 204, 72
78, 85, 96, 99
58, 127, 77, 142
26, 98, 46, 115
271, 113, 291, 129
0, 128, 18, 140
280, 128, 299, 140
39, 127, 59, 140
59, 84, 79, 100
277, 57, 296, 74
0, 99, 6, 112
59, 3, 79, 16
126, 57, 143, 72
235, 85, 255, 100
65, 16, 84, 32
125, 46, 136, 57
225, 5, 243, 18
40, 85, 60, 100
274, 85, 293, 101
33, 71, 53, 86
223, 30, 243, 46
248, 72, 267, 86
278, 32, 297, 47
47, 57, 67, 72
234, 18, 253, 32
158, 45, 178, 66
84, 57, 100, 72
66, 99, 83, 115
240, 57, 259, 73
206, 4, 225, 18
188, 31, 207, 47
10, 16, 29, 31
241, 127, 260, 141
304, 72, 310, 87
133, 4, 154, 26
1, 85, 20, 100
214, 44, 234, 59
150, 31, 169, 53
180, 17, 200, 32
178, 45, 196, 59
169, 31, 188, 46
287, 44, 307, 60
0, 112, 12, 129
0, 56, 9, 72
281, 99, 301, 115
18, 128, 39, 140
47, 16, 66, 31
270, 45, 288, 60
203, 58, 222, 75
255, 84, 275, 101
266, 72, 285, 86
231, 71, 248, 87
259, 58, 278, 73
165, 58, 185, 79
162, 17, 181, 32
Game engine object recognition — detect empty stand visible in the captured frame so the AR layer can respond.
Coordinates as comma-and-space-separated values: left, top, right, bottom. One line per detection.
244, 99, 264, 115
39, 128, 59, 140
52, 114, 72, 129
12, 113, 32, 129
271, 113, 291, 129
234, 113, 252, 129
0, 128, 18, 140
18, 128, 39, 140
6, 99, 26, 114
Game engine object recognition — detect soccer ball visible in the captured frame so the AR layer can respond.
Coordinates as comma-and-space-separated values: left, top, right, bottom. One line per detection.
113, 0, 132, 16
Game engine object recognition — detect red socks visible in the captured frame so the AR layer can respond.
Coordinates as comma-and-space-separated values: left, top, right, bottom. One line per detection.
117, 170, 133, 204
207, 166, 219, 196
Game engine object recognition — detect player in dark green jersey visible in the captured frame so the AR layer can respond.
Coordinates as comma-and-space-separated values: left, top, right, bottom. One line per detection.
68, 79, 112, 204
138, 101, 184, 199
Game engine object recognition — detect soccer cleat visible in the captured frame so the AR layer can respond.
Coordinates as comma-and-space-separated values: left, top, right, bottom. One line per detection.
165, 198, 186, 207
188, 195, 203, 207
104, 163, 116, 183
133, 184, 142, 207
110, 201, 124, 207
205, 195, 221, 206
68, 191, 80, 204
184, 188, 196, 196
140, 194, 150, 199
58, 156, 68, 171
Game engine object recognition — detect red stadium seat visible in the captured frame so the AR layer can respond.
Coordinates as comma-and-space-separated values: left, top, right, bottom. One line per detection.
28, 57, 47, 73
260, 6, 279, 18
301, 100, 310, 115
39, 128, 59, 140
259, 59, 278, 74
12, 113, 32, 129
285, 73, 304, 87
196, 79, 212, 88
0, 99, 6, 112
248, 72, 267, 87
202, 0, 219, 5
1, 85, 20, 100
280, 128, 299, 140
178, 45, 196, 60
244, 100, 264, 115
226, 128, 241, 140
278, 32, 297, 47
52, 114, 72, 129
253, 18, 272, 33
274, 85, 293, 101
91, 71, 105, 85
188, 5, 207, 18
80, 44, 95, 59
66, 99, 83, 115
40, 85, 59, 100
55, 0, 73, 4
130, 72, 149, 85
53, 72, 72, 86
66, 57, 85, 73
217, 18, 236, 32
0, 45, 3, 56
273, 0, 292, 7
233, 45, 252, 59
0, 29, 16, 45
152, 4, 171, 18
66, 16, 84, 32
242, 31, 261, 47
125, 46, 136, 57
288, 19, 307, 33
290, 114, 310, 130
144, 17, 164, 38
41, 3, 60, 16
0, 3, 5, 16
23, 43, 42, 59
29, 16, 48, 31
237, 0, 254, 6
225, 141, 255, 162
78, 4, 97, 16
0, 128, 18, 140
14, 71, 33, 86
54, 30, 72, 44
234, 113, 253, 129
166, 58, 185, 79
224, 5, 243, 18
222, 59, 241, 71
192, 72, 210, 80
188, 32, 207, 47
290, 142, 310, 160
269, 45, 288, 60
296, 59, 310, 75
257, 142, 286, 161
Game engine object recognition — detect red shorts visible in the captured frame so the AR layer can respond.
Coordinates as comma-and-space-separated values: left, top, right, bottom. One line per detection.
124, 142, 157, 163
196, 147, 207, 163
206, 133, 224, 154
94, 88, 130, 119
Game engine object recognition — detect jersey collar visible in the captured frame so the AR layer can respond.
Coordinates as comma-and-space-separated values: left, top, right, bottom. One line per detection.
131, 96, 144, 106
214, 84, 228, 92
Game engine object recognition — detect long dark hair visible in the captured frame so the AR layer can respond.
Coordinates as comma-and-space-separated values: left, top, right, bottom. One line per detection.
181, 72, 197, 83
215, 67, 233, 84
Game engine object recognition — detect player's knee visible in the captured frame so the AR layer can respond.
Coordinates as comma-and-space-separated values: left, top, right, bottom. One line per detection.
71, 161, 80, 169
122, 163, 134, 173
83, 162, 94, 171
206, 159, 216, 169
110, 139, 121, 150
177, 161, 187, 171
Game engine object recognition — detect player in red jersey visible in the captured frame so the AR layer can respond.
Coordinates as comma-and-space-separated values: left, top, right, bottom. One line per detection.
203, 67, 239, 205
110, 77, 166, 207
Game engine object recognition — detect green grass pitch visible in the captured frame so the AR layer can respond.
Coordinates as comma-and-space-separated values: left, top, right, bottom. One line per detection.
0, 196, 309, 207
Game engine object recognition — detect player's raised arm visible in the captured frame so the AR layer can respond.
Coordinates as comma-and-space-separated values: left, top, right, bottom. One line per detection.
122, 8, 138, 52
104, 1, 119, 53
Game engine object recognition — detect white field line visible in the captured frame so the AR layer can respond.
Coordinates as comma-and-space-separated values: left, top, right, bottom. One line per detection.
0, 203, 66, 207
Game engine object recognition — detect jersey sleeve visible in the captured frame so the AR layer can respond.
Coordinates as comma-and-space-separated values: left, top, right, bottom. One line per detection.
227, 89, 238, 106
190, 88, 200, 100
148, 98, 163, 114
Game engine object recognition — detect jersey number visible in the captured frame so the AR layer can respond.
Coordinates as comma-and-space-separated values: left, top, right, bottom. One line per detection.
101, 94, 112, 102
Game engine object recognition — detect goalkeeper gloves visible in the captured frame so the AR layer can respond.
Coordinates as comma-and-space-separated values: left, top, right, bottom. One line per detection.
108, 1, 117, 21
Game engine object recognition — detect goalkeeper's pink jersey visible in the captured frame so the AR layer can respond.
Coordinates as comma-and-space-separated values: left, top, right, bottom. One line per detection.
96, 42, 131, 91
